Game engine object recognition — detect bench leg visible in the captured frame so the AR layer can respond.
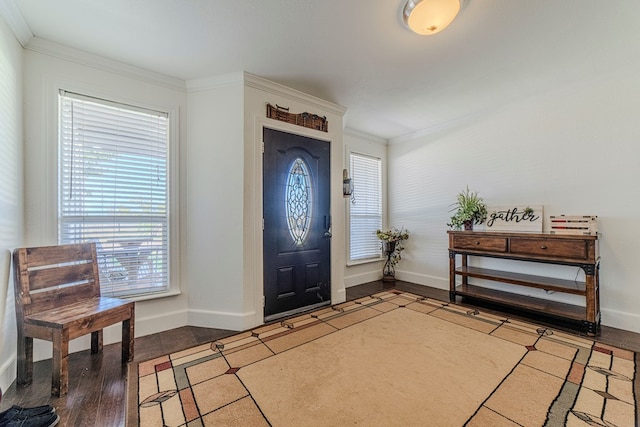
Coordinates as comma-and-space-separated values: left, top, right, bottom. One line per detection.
16, 334, 33, 386
122, 309, 135, 363
52, 329, 70, 397
91, 330, 103, 354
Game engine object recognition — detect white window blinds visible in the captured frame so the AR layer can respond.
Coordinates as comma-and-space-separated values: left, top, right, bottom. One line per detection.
349, 153, 383, 261
58, 91, 170, 297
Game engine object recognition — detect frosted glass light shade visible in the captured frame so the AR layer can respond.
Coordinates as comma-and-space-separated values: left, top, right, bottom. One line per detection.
403, 0, 461, 35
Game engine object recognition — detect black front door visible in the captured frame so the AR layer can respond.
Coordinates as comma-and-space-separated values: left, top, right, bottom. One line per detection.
263, 128, 331, 320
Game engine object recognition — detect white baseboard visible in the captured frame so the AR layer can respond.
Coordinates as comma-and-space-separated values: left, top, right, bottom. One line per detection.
333, 287, 346, 304
345, 269, 449, 291
188, 309, 254, 332
0, 356, 16, 399
600, 307, 640, 334
394, 270, 449, 290
344, 271, 382, 288
135, 309, 189, 337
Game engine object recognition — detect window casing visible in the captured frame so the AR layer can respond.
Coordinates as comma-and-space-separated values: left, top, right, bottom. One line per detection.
349, 153, 383, 262
58, 91, 170, 297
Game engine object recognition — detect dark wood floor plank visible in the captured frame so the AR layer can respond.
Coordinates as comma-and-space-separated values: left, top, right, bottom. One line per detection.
95, 348, 128, 427
0, 280, 638, 426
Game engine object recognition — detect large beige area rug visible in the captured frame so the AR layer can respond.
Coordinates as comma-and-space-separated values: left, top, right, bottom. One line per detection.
130, 291, 638, 426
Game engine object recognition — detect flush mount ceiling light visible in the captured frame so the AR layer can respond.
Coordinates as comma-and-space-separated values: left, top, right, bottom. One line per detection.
403, 0, 461, 35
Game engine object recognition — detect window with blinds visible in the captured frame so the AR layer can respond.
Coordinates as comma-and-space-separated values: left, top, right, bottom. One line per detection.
58, 91, 170, 297
349, 153, 383, 261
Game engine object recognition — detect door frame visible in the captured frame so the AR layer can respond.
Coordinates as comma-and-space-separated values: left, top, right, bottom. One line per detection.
262, 128, 332, 321
252, 117, 345, 327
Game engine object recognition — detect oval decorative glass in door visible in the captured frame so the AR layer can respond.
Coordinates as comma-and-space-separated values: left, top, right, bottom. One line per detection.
285, 158, 313, 245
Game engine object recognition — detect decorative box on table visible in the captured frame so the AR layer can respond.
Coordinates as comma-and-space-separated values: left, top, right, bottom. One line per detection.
549, 215, 598, 235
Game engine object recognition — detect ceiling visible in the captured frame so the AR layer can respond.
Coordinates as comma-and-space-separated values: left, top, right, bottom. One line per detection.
2, 0, 638, 140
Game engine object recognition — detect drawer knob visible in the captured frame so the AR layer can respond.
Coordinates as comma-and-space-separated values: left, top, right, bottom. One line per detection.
475, 241, 480, 245
540, 245, 547, 250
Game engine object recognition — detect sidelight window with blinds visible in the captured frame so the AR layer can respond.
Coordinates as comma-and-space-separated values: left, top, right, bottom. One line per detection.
349, 152, 383, 262
58, 91, 170, 297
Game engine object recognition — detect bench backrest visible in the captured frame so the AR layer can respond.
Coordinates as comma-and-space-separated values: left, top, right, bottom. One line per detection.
13, 243, 102, 317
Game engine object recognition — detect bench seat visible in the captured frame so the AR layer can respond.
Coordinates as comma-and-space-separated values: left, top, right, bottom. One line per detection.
13, 243, 135, 397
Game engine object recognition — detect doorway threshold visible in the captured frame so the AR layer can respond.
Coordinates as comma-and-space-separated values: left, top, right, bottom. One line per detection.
264, 300, 331, 323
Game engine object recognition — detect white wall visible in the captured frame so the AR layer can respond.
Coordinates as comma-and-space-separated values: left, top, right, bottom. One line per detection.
21, 42, 190, 363
0, 15, 24, 396
388, 63, 640, 332
184, 74, 247, 330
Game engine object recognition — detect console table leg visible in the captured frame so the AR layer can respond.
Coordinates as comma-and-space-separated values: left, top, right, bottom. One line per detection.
583, 320, 598, 337
448, 251, 456, 302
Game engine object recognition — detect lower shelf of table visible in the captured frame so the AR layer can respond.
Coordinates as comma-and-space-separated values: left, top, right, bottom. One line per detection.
452, 284, 592, 322
454, 266, 587, 295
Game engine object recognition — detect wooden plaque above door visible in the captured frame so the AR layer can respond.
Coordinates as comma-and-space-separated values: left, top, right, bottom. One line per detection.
266, 103, 328, 132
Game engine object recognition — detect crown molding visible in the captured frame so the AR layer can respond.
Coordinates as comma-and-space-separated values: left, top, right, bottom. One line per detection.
24, 37, 186, 92
243, 72, 347, 117
0, 0, 33, 46
343, 127, 388, 144
185, 71, 245, 92
186, 71, 347, 118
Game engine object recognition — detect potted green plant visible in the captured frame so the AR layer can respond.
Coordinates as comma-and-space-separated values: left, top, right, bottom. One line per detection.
376, 227, 409, 282
448, 187, 487, 230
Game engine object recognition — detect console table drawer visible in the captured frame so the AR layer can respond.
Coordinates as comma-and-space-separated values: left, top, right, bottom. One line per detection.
452, 235, 507, 252
509, 238, 587, 260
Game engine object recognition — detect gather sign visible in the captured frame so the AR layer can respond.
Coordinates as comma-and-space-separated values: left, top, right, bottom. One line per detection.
479, 205, 543, 232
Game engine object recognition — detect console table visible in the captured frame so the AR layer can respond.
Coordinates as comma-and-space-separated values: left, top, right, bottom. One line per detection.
448, 230, 600, 335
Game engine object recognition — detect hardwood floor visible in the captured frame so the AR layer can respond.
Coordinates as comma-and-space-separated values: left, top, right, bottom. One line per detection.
1, 281, 638, 426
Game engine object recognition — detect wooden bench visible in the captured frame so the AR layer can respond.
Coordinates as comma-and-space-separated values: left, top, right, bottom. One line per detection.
13, 243, 135, 397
